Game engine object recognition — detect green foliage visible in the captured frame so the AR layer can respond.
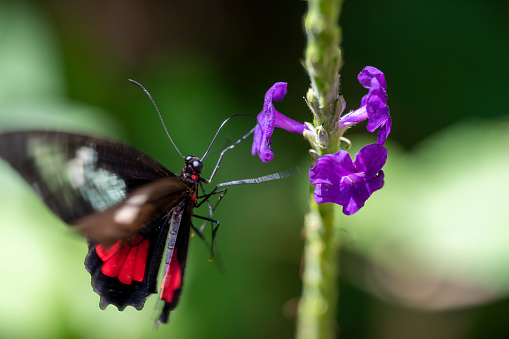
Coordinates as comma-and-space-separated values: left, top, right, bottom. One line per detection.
345, 119, 509, 301
2, 1, 509, 338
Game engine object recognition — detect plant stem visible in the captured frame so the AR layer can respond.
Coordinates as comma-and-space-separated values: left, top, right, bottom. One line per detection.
297, 0, 344, 338
297, 198, 340, 339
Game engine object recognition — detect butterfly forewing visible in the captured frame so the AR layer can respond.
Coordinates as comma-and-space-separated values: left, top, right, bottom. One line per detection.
0, 131, 175, 223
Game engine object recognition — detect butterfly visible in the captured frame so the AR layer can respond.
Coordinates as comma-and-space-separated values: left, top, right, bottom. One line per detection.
0, 128, 297, 325
0, 129, 216, 323
0, 80, 297, 324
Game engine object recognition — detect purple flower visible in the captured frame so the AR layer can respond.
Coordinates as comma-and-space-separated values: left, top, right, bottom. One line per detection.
309, 143, 387, 215
252, 82, 308, 162
338, 66, 391, 145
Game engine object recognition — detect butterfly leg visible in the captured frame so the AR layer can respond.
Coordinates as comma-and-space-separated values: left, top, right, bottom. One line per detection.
197, 182, 214, 230
209, 188, 227, 213
196, 185, 227, 209
194, 184, 229, 258
196, 183, 228, 228
189, 220, 207, 241
191, 214, 220, 258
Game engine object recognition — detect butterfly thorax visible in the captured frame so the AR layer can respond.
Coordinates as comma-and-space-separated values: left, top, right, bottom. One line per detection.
180, 156, 205, 204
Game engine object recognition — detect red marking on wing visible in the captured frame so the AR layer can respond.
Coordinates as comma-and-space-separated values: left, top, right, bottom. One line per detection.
96, 237, 150, 285
160, 249, 182, 303
118, 246, 137, 284
101, 245, 129, 278
134, 239, 149, 282
96, 241, 122, 261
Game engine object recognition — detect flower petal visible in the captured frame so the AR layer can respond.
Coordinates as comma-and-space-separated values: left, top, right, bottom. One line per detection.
252, 82, 307, 162
274, 111, 307, 134
309, 150, 356, 185
359, 66, 391, 145
271, 82, 288, 101
310, 144, 386, 215
364, 82, 389, 131
376, 114, 391, 145
313, 181, 351, 206
251, 122, 273, 163
366, 170, 385, 194
251, 83, 287, 162
343, 180, 370, 215
359, 66, 386, 91
338, 106, 368, 131
352, 144, 387, 177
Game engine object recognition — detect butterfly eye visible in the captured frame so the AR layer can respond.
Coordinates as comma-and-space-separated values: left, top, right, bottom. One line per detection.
185, 155, 193, 162
191, 160, 203, 173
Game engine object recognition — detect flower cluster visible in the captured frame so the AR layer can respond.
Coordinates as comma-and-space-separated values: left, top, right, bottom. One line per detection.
252, 66, 391, 215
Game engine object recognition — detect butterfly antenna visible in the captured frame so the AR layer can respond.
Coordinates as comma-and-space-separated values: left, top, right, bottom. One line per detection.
128, 79, 184, 159
207, 125, 255, 182
200, 114, 255, 161
214, 167, 301, 188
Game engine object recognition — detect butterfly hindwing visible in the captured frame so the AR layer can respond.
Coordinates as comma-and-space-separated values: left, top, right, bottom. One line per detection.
84, 197, 194, 320
84, 215, 171, 311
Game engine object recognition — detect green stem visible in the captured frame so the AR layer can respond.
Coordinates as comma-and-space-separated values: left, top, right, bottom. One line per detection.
297, 198, 339, 339
297, 1, 344, 338
305, 0, 344, 152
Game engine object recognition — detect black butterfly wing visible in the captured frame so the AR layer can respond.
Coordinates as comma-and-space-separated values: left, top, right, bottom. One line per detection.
0, 131, 195, 316
0, 130, 175, 224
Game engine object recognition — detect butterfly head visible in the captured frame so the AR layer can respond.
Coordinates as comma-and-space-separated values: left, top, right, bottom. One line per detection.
184, 155, 204, 175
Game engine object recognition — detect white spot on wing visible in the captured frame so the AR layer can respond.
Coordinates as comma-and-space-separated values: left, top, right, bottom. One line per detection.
76, 146, 93, 160
114, 205, 140, 224
27, 139, 127, 212
67, 146, 95, 188
114, 193, 151, 225
66, 145, 127, 211
88, 168, 126, 211
127, 193, 149, 206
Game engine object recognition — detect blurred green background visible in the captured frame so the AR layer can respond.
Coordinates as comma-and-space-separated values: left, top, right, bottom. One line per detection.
1, 0, 509, 338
